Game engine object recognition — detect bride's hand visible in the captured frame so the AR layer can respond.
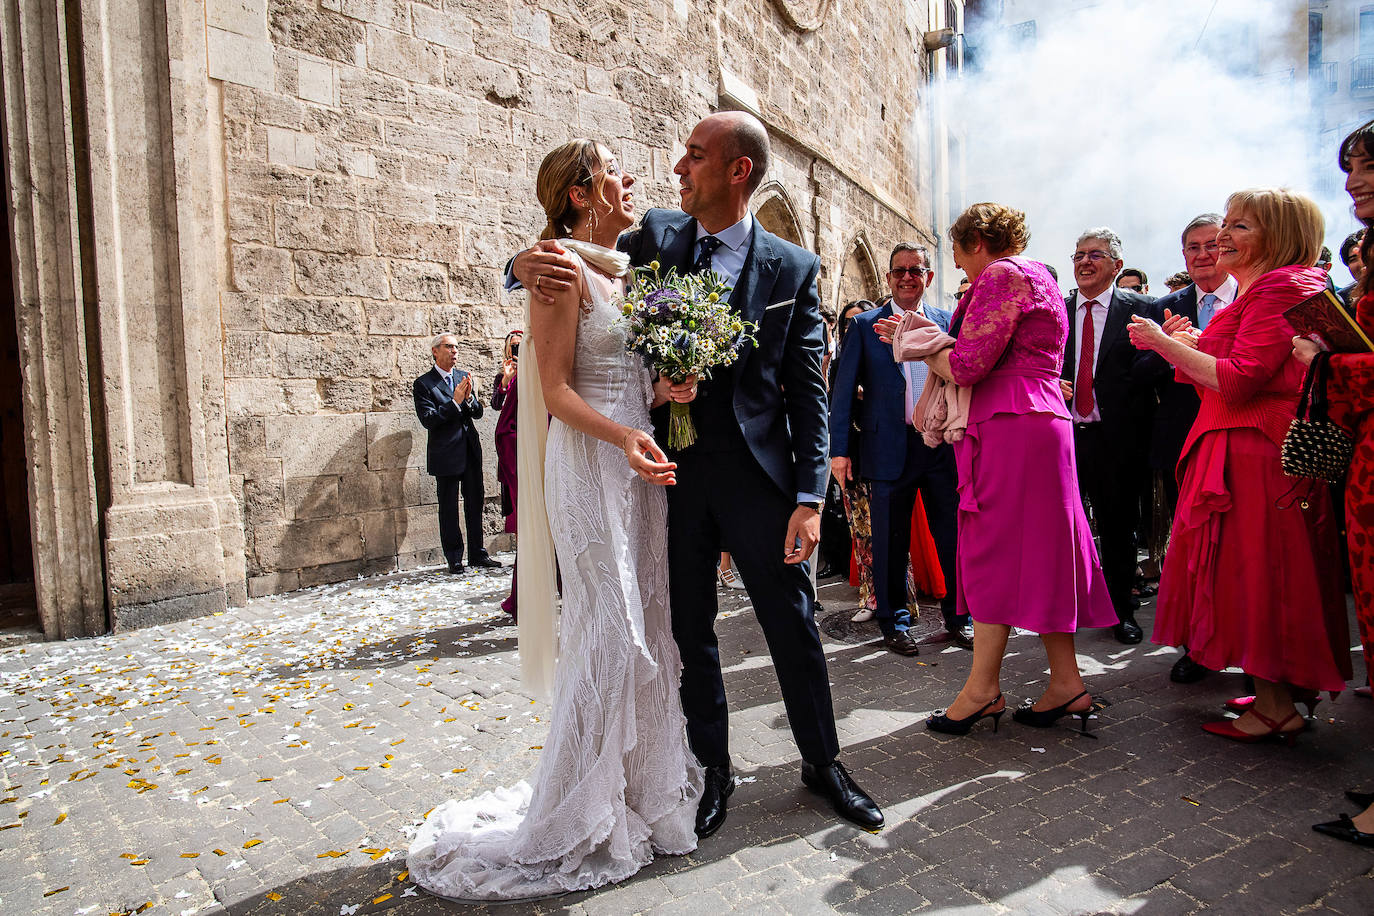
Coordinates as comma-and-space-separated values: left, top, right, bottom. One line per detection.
651, 374, 698, 408
622, 428, 677, 486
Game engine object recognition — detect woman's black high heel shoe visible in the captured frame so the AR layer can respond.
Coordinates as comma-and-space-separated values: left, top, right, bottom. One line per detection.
1012, 690, 1093, 732
927, 694, 1005, 736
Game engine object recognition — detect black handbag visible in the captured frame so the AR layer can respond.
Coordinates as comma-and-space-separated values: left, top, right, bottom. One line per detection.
1280, 352, 1353, 483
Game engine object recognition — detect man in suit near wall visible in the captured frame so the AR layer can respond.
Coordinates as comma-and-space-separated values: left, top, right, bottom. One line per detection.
1061, 228, 1156, 645
413, 333, 503, 575
1135, 213, 1236, 682
511, 112, 881, 836
829, 243, 968, 655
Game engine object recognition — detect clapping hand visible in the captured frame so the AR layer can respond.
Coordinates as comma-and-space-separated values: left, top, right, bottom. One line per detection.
453, 375, 473, 403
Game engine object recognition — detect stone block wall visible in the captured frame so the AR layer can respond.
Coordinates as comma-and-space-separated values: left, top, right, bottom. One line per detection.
208, 0, 944, 596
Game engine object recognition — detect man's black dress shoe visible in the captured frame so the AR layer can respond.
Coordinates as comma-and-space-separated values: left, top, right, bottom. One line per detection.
816, 564, 837, 580
882, 631, 920, 656
1169, 653, 1210, 684
1112, 618, 1143, 645
447, 562, 466, 575
801, 761, 883, 830
948, 623, 974, 651
1312, 814, 1374, 847
470, 555, 504, 569
695, 764, 735, 838
1345, 789, 1374, 809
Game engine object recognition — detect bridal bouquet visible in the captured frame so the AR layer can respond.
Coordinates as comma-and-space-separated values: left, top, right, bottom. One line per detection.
617, 260, 758, 449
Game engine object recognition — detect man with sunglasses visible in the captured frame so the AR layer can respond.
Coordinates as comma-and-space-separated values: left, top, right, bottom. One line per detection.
829, 243, 968, 655
1062, 228, 1156, 645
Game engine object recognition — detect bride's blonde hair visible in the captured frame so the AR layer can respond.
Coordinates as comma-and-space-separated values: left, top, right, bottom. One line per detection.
536, 139, 612, 241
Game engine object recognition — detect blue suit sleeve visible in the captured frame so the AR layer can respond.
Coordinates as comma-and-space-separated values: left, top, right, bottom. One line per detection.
828, 320, 863, 458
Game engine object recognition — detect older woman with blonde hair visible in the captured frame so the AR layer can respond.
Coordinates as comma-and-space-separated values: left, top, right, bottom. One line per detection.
881, 202, 1116, 735
1129, 188, 1350, 745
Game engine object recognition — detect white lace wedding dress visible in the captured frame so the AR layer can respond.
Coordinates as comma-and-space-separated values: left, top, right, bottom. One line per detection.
407, 246, 702, 901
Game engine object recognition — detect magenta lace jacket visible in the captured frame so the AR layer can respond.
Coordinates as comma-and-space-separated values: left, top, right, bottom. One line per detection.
947, 256, 1066, 387
946, 256, 1069, 424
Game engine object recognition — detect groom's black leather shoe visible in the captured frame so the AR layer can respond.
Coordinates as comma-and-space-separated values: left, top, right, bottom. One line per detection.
695, 764, 735, 838
801, 761, 883, 830
470, 554, 504, 569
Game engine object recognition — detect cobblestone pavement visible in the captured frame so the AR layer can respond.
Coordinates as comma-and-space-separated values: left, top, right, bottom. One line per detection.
1, 558, 1371, 916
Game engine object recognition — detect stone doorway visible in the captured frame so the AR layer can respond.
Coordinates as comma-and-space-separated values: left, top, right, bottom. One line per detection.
0, 150, 38, 641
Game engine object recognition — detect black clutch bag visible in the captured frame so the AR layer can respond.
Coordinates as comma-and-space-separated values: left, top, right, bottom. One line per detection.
1280, 352, 1353, 483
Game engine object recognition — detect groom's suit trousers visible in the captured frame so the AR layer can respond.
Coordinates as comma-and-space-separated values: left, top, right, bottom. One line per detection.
667, 444, 841, 769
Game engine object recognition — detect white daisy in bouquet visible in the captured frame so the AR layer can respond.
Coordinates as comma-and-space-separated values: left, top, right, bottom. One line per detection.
617, 260, 759, 449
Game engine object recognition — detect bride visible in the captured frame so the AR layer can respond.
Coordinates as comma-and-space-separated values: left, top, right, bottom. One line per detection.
406, 139, 703, 900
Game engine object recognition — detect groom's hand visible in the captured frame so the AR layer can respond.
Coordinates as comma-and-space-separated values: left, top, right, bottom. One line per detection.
514, 239, 578, 305
830, 456, 851, 485
783, 505, 820, 565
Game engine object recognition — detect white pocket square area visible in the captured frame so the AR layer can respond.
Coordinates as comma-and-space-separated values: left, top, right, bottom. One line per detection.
765, 299, 794, 311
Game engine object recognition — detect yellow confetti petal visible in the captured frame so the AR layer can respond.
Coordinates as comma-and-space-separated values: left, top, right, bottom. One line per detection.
42, 886, 68, 897
266, 892, 282, 902
130, 858, 149, 866
180, 853, 199, 858
52, 812, 67, 825
373, 893, 394, 904
317, 850, 347, 858
120, 853, 138, 860
244, 839, 262, 848
213, 848, 228, 856
396, 869, 409, 882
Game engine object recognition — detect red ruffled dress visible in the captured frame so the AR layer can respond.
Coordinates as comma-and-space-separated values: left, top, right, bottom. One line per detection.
1326, 290, 1374, 682
1153, 266, 1351, 691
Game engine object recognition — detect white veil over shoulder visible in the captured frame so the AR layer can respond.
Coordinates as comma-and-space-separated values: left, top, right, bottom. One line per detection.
515, 238, 630, 697
515, 306, 559, 698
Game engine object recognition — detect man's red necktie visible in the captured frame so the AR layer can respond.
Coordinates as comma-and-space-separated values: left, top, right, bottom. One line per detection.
1075, 300, 1096, 417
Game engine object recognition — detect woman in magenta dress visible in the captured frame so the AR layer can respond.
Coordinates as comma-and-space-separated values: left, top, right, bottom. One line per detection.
1129, 188, 1350, 745
883, 203, 1116, 736
491, 330, 521, 618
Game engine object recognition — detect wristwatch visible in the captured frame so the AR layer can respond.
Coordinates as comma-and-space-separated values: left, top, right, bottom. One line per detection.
798, 500, 822, 511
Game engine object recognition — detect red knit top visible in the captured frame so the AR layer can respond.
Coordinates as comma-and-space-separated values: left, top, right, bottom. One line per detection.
1178, 265, 1328, 462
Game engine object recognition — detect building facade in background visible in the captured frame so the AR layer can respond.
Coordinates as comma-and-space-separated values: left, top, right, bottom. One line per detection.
1, 0, 964, 638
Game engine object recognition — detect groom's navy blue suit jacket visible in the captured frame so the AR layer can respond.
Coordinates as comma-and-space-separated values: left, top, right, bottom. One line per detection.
828, 302, 951, 483
618, 208, 830, 500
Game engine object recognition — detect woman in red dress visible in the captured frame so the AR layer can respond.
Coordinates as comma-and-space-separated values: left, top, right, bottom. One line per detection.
1129, 188, 1350, 745
1297, 123, 1374, 847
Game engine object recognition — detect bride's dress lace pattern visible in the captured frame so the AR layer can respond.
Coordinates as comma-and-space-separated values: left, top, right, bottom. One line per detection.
407, 251, 702, 901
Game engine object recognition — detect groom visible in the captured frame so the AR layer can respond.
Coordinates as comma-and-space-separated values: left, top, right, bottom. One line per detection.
514, 112, 882, 835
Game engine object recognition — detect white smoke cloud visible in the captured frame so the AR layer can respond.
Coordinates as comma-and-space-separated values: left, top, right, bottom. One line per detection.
945, 0, 1363, 290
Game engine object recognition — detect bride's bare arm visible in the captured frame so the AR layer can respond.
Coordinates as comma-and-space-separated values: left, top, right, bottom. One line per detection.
531, 274, 678, 485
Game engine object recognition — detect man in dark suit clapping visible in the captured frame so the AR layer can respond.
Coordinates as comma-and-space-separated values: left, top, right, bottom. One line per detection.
1134, 213, 1236, 681
828, 244, 967, 655
1062, 228, 1156, 645
414, 333, 502, 575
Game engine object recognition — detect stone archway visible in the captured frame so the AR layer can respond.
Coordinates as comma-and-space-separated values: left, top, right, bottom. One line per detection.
837, 233, 882, 307
753, 183, 805, 247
